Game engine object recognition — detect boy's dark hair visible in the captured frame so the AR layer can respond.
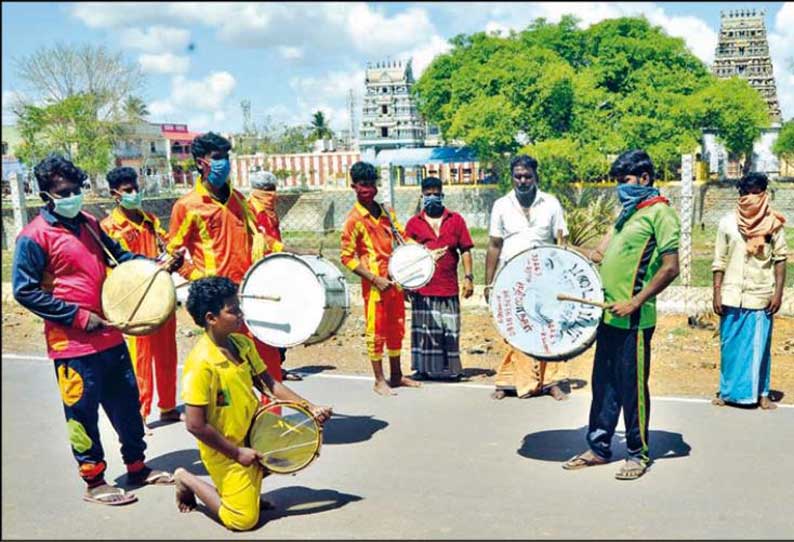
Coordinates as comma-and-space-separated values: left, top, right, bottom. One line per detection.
191, 132, 231, 172
34, 153, 88, 192
350, 161, 378, 184
609, 149, 655, 185
186, 276, 239, 327
737, 172, 768, 194
421, 176, 443, 191
106, 167, 138, 190
510, 154, 538, 175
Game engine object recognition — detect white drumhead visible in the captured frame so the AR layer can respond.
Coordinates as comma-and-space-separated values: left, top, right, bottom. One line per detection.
240, 254, 325, 347
489, 245, 604, 361
388, 244, 435, 290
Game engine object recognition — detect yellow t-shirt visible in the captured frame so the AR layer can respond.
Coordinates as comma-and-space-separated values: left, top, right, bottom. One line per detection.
181, 333, 266, 469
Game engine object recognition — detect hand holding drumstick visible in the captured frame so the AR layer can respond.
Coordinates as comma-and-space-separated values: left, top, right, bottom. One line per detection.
556, 294, 640, 316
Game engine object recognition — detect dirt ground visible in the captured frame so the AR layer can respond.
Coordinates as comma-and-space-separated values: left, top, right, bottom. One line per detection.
3, 298, 793, 404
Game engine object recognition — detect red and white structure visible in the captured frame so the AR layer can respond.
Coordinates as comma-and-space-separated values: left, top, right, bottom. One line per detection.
231, 151, 361, 189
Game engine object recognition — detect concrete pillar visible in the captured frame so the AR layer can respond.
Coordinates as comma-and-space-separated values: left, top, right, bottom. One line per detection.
9, 171, 29, 244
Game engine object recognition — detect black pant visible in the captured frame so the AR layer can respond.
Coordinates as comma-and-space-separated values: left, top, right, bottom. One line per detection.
54, 343, 146, 483
587, 323, 654, 463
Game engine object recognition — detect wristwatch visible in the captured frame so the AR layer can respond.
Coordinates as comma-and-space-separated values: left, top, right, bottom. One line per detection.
464, 274, 474, 281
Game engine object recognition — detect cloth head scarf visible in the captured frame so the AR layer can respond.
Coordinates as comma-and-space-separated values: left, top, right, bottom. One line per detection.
736, 192, 786, 257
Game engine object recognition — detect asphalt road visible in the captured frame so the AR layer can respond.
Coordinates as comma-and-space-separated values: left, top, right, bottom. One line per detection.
2, 353, 793, 539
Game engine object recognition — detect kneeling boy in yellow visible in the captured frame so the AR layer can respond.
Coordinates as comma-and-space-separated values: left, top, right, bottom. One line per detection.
174, 276, 332, 531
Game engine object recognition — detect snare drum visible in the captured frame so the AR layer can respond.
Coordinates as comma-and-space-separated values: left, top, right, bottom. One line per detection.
101, 259, 176, 335
239, 253, 350, 348
247, 401, 322, 475
388, 243, 435, 290
489, 245, 604, 361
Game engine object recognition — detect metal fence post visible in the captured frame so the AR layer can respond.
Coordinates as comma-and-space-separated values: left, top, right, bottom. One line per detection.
9, 171, 29, 244
680, 154, 694, 314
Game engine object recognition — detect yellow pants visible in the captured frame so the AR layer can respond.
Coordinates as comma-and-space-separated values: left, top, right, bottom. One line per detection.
207, 457, 265, 531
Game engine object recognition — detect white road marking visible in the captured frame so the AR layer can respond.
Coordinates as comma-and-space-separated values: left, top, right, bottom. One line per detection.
3, 353, 792, 408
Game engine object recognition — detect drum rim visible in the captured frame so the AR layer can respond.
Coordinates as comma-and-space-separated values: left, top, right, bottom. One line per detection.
240, 253, 325, 348
388, 243, 435, 290
101, 259, 175, 336
489, 244, 603, 361
247, 400, 323, 475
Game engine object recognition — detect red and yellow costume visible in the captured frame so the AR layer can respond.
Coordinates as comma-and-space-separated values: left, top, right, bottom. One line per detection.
101, 207, 178, 420
340, 202, 406, 361
247, 190, 282, 242
167, 180, 284, 381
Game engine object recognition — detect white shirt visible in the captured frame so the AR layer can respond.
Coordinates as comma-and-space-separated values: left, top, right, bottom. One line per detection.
711, 211, 788, 309
488, 190, 569, 265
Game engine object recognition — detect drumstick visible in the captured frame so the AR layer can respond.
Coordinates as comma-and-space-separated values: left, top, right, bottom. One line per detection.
240, 293, 282, 302
556, 294, 609, 309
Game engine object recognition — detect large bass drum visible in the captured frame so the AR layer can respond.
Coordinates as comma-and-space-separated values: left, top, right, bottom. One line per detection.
240, 253, 349, 348
489, 245, 604, 361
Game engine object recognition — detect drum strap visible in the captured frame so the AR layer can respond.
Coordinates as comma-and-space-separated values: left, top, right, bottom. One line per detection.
82, 220, 120, 268
380, 203, 405, 246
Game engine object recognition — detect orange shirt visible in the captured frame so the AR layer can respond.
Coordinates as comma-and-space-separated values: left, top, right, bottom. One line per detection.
100, 207, 167, 258
167, 181, 263, 283
340, 202, 405, 299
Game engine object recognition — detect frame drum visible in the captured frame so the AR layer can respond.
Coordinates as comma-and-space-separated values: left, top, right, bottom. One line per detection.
388, 243, 435, 290
489, 245, 604, 361
247, 401, 322, 475
101, 259, 176, 336
240, 253, 349, 348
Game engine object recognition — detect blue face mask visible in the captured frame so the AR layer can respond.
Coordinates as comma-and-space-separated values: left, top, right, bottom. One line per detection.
422, 194, 444, 216
47, 192, 84, 219
118, 191, 142, 210
207, 158, 231, 188
615, 183, 660, 229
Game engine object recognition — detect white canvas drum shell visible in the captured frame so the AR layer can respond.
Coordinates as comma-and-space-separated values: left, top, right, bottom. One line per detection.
388, 243, 435, 290
489, 245, 604, 361
240, 253, 350, 347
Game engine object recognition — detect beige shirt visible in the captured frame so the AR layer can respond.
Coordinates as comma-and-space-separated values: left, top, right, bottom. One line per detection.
712, 211, 788, 309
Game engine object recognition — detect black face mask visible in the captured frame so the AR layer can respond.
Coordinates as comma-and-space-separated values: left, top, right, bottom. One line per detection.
515, 183, 537, 207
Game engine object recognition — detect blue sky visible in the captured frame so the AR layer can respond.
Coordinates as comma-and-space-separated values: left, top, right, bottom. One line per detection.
3, 2, 793, 133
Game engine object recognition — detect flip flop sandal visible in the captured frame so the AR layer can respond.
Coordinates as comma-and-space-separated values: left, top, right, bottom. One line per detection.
283, 371, 303, 381
129, 468, 175, 486
562, 453, 608, 470
83, 485, 138, 506
615, 461, 649, 480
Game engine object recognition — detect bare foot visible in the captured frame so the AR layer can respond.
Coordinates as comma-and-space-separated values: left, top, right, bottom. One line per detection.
374, 380, 396, 396
759, 397, 778, 410
390, 376, 421, 388
549, 385, 569, 401
174, 468, 197, 513
491, 389, 507, 400
711, 397, 726, 407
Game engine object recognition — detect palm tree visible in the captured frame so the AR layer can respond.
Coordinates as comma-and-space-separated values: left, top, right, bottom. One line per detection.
310, 111, 333, 140
123, 96, 149, 122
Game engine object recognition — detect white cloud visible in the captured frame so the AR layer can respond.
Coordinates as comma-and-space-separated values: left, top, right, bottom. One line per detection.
769, 3, 794, 120
278, 46, 304, 60
290, 69, 364, 102
346, 5, 436, 55
119, 25, 191, 53
406, 35, 452, 77
146, 72, 237, 130
138, 53, 190, 75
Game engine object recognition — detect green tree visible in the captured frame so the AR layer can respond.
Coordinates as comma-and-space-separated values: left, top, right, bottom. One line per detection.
310, 111, 333, 140
16, 93, 117, 192
123, 96, 150, 122
414, 15, 771, 185
772, 120, 794, 162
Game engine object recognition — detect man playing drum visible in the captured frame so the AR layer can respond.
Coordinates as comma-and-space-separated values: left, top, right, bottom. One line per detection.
247, 169, 316, 382
485, 155, 571, 401
174, 276, 332, 531
12, 154, 178, 506
563, 150, 680, 481
340, 161, 423, 396
404, 176, 475, 381
167, 132, 284, 383
101, 167, 184, 427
